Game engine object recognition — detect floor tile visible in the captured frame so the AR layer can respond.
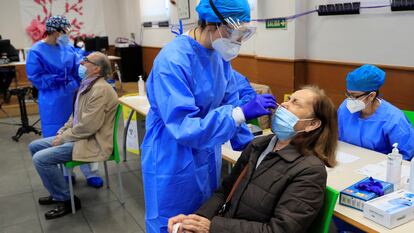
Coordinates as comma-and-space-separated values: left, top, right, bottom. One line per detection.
83, 201, 143, 233
0, 170, 31, 198
0, 192, 37, 227
1, 219, 42, 233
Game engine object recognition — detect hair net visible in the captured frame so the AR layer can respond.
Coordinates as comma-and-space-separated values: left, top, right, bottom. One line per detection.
46, 15, 71, 33
196, 0, 251, 23
346, 64, 386, 92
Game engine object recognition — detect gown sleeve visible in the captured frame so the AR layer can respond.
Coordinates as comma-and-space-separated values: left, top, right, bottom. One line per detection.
26, 49, 66, 90
150, 55, 251, 150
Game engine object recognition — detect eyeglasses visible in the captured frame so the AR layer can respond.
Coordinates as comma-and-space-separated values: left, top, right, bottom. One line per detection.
345, 91, 371, 100
83, 57, 99, 66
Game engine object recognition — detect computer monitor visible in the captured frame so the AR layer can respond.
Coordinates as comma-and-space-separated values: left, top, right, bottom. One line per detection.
0, 39, 11, 57
84, 37, 97, 52
97, 36, 109, 51
84, 36, 109, 52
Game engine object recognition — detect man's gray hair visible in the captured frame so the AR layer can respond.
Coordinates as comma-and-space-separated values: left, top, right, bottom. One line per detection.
92, 52, 112, 78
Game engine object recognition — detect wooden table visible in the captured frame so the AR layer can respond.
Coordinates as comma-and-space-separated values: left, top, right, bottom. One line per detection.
222, 140, 413, 233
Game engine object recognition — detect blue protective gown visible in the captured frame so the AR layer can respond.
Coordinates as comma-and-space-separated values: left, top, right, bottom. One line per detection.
141, 35, 253, 233
232, 70, 256, 106
26, 41, 80, 137
338, 99, 414, 160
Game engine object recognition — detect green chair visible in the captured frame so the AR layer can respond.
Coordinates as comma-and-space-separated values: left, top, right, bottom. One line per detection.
308, 186, 340, 233
403, 110, 414, 127
65, 105, 124, 214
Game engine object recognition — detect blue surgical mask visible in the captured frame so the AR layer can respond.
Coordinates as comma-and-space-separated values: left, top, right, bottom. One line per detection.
57, 34, 70, 46
271, 106, 313, 140
78, 64, 87, 80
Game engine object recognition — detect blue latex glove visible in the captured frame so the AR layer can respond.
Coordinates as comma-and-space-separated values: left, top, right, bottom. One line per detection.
241, 94, 276, 121
356, 177, 384, 196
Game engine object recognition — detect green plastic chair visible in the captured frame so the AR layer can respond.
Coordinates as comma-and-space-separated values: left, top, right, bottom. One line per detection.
403, 110, 414, 127
65, 105, 124, 214
308, 186, 340, 233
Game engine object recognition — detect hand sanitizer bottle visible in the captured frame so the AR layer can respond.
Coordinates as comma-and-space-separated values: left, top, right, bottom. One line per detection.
386, 143, 402, 188
410, 155, 414, 192
138, 75, 145, 96
18, 49, 24, 62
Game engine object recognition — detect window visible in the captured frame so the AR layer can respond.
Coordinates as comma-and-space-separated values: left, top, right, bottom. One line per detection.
140, 0, 170, 22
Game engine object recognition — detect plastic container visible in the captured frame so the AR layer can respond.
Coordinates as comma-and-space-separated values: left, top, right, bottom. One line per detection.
410, 156, 414, 192
138, 75, 145, 96
386, 143, 402, 187
18, 49, 24, 62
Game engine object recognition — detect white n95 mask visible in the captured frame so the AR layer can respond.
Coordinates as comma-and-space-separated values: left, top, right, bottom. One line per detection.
346, 98, 366, 113
212, 38, 241, 62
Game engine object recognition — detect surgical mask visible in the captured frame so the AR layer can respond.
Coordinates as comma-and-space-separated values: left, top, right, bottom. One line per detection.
211, 26, 241, 61
271, 106, 313, 140
346, 97, 367, 114
57, 34, 70, 46
78, 64, 88, 80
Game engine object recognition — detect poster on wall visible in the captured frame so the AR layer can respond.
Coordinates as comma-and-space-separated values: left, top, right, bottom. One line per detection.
20, 0, 106, 46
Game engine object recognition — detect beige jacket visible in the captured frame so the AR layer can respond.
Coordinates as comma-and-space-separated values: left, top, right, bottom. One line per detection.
58, 78, 118, 162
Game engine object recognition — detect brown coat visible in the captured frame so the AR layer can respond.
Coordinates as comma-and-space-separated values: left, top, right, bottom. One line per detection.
196, 134, 327, 233
58, 78, 118, 162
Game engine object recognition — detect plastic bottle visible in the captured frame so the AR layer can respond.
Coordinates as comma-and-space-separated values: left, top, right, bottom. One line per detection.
386, 143, 402, 188
138, 75, 145, 96
18, 49, 24, 62
410, 156, 414, 192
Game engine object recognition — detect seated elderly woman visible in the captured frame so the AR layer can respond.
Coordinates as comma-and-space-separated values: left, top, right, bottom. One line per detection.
168, 85, 338, 233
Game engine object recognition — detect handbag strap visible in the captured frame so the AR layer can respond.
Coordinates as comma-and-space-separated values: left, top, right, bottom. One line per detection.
225, 165, 249, 204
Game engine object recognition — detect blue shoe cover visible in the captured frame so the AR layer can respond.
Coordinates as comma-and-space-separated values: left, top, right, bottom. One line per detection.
87, 177, 104, 188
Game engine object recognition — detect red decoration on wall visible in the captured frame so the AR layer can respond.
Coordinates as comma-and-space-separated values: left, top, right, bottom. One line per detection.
25, 0, 93, 44
26, 19, 46, 43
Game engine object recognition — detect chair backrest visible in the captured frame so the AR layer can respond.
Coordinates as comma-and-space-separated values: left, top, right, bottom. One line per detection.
308, 186, 340, 233
112, 104, 122, 163
403, 110, 414, 127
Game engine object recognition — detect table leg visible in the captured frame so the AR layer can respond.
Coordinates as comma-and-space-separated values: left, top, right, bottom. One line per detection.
123, 110, 135, 162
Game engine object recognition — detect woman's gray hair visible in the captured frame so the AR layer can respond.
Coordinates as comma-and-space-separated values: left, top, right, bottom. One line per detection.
92, 52, 112, 78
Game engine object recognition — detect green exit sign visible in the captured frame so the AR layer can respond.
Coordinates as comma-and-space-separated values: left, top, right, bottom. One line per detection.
266, 19, 287, 29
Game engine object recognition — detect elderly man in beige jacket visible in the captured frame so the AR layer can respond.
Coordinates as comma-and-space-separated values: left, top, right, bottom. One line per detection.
28, 52, 118, 220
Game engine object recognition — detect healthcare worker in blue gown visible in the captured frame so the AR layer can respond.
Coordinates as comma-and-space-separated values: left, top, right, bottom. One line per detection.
141, 0, 277, 232
338, 64, 414, 161
26, 15, 104, 188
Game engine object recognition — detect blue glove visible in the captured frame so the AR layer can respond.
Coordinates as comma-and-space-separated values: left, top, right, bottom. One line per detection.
241, 94, 276, 121
356, 177, 384, 196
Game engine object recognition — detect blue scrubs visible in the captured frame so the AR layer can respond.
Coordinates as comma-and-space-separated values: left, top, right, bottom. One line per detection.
232, 70, 256, 105
338, 99, 414, 160
26, 41, 80, 137
141, 35, 253, 233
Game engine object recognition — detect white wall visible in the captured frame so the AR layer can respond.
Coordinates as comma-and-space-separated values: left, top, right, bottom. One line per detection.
306, 0, 414, 66
0, 0, 129, 49
0, 0, 26, 49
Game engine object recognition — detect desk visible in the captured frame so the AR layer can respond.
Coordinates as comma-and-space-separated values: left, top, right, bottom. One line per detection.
118, 95, 149, 161
0, 61, 26, 67
223, 141, 413, 233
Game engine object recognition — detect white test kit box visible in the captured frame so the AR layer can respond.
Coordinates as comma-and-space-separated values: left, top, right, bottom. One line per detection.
363, 189, 414, 229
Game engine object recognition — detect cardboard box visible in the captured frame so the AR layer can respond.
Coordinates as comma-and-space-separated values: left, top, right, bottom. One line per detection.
339, 177, 394, 211
363, 189, 414, 229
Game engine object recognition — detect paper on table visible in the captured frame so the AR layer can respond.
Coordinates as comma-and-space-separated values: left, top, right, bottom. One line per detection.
355, 160, 410, 183
336, 151, 360, 164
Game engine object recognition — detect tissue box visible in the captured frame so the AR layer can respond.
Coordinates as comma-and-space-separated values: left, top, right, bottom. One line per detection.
339, 177, 394, 211
363, 189, 414, 229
